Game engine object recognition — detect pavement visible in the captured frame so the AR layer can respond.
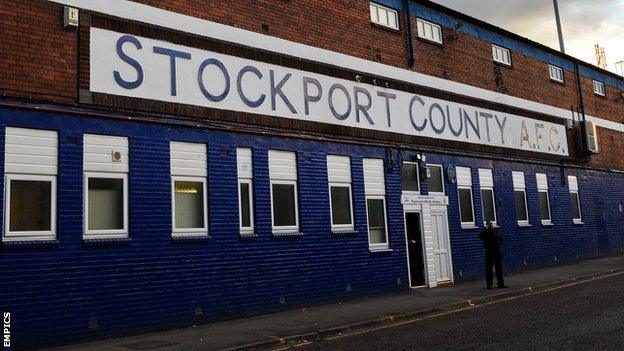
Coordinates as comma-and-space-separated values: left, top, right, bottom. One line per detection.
43, 254, 624, 351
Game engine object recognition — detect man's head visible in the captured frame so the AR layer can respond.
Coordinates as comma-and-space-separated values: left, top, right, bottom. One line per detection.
486, 220, 493, 229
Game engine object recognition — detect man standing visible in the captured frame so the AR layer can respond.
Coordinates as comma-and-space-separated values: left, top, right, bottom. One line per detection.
479, 220, 508, 289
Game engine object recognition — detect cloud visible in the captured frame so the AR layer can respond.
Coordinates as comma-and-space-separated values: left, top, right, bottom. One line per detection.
432, 0, 624, 73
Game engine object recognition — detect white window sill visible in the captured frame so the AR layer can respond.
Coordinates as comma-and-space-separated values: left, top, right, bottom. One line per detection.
573, 220, 584, 225
83, 233, 129, 240
517, 223, 532, 228
541, 221, 554, 227
172, 232, 210, 238
369, 245, 392, 253
272, 231, 303, 238
461, 224, 478, 229
3, 235, 56, 242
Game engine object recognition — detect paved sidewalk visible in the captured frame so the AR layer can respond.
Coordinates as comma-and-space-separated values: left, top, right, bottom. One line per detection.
44, 254, 624, 351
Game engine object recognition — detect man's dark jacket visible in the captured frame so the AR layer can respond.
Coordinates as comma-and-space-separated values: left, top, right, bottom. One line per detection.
479, 227, 503, 252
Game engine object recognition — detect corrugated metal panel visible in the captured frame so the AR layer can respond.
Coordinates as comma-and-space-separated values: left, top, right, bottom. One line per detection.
84, 134, 129, 173
536, 173, 548, 191
456, 166, 472, 187
568, 175, 578, 191
237, 147, 253, 179
5, 127, 58, 175
478, 168, 493, 188
269, 150, 297, 180
327, 155, 351, 183
363, 158, 385, 195
512, 171, 525, 190
170, 141, 207, 177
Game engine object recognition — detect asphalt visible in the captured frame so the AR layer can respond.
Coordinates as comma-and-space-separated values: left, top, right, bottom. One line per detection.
41, 254, 624, 351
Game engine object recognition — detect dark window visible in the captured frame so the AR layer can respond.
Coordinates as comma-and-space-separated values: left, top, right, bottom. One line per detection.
9, 180, 52, 232
459, 188, 474, 224
481, 189, 496, 222
402, 163, 419, 192
272, 183, 297, 227
427, 166, 444, 193
571, 192, 581, 220
89, 178, 125, 231
240, 182, 252, 228
514, 190, 528, 222
330, 186, 353, 226
367, 198, 387, 244
539, 191, 551, 221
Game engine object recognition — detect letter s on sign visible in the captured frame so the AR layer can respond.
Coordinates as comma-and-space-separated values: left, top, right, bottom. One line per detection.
114, 35, 144, 90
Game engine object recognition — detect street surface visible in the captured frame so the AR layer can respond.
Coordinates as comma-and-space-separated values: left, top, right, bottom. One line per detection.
300, 273, 624, 350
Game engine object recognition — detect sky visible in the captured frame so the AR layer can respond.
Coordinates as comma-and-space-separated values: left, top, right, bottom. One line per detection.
432, 0, 624, 75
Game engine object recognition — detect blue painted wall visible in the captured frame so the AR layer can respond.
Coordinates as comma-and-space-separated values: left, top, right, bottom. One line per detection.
1, 108, 623, 349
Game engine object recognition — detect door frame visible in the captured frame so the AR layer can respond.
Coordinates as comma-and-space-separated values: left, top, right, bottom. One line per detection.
430, 205, 454, 284
403, 209, 428, 288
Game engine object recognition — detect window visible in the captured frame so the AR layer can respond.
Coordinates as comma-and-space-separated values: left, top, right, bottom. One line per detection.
549, 64, 564, 83
364, 158, 389, 250
479, 169, 497, 225
593, 80, 606, 97
269, 150, 299, 233
4, 127, 58, 241
536, 173, 552, 225
492, 44, 512, 66
426, 164, 445, 195
237, 148, 254, 235
370, 2, 399, 30
512, 171, 529, 226
84, 134, 129, 239
568, 175, 583, 224
327, 155, 354, 231
401, 162, 420, 193
417, 18, 443, 44
170, 141, 208, 237
456, 167, 475, 227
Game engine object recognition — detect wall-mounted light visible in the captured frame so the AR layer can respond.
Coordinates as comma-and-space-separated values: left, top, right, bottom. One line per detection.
63, 6, 79, 29
355, 75, 362, 83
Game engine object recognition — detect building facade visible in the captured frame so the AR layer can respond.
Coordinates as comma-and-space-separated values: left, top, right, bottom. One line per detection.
1, 0, 624, 348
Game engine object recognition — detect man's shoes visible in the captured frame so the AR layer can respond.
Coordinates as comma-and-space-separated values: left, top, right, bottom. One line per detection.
498, 285, 509, 288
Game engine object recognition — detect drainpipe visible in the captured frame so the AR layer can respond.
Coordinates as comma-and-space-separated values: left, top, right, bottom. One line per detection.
405, 0, 414, 67
574, 60, 588, 156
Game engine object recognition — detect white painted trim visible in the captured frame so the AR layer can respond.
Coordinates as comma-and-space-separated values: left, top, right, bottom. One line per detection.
514, 189, 530, 226
45, 0, 624, 134
480, 187, 498, 226
83, 172, 129, 239
369, 2, 400, 30
426, 164, 445, 196
366, 196, 389, 250
401, 161, 421, 194
570, 191, 583, 222
238, 178, 254, 235
403, 209, 429, 288
329, 183, 355, 231
538, 189, 552, 224
171, 176, 209, 236
430, 205, 454, 284
458, 186, 475, 227
270, 180, 299, 233
3, 174, 57, 241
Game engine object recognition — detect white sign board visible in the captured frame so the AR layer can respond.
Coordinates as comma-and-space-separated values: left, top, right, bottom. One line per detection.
401, 194, 449, 206
90, 28, 569, 156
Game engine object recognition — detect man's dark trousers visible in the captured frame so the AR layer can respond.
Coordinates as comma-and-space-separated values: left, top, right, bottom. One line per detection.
485, 248, 504, 288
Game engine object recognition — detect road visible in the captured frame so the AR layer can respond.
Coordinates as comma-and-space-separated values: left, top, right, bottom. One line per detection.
299, 273, 624, 350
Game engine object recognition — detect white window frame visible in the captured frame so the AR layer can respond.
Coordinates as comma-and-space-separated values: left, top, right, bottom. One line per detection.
426, 164, 445, 195
369, 2, 399, 30
593, 80, 606, 97
417, 18, 443, 44
536, 173, 552, 225
492, 44, 512, 66
238, 178, 254, 235
401, 161, 421, 194
549, 64, 564, 83
4, 174, 57, 241
458, 186, 476, 228
480, 188, 497, 226
329, 182, 355, 232
171, 175, 209, 236
270, 179, 300, 233
512, 172, 530, 227
83, 172, 129, 239
568, 176, 583, 224
366, 196, 389, 251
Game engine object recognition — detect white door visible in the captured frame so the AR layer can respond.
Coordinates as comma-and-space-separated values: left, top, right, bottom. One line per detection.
431, 208, 453, 283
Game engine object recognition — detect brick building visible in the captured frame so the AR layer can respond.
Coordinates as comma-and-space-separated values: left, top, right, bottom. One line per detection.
1, 0, 624, 348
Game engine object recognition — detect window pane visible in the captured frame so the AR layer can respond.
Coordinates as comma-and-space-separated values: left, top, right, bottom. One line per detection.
367, 199, 387, 244
273, 184, 296, 227
9, 180, 52, 232
378, 8, 388, 25
481, 189, 496, 222
571, 193, 581, 219
514, 190, 528, 221
459, 188, 474, 223
427, 166, 444, 193
370, 4, 378, 22
539, 191, 551, 221
240, 182, 252, 228
331, 186, 352, 226
401, 163, 419, 192
89, 178, 124, 231
174, 181, 205, 229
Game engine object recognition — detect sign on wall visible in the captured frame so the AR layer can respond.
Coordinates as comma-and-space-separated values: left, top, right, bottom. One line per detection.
90, 28, 569, 156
